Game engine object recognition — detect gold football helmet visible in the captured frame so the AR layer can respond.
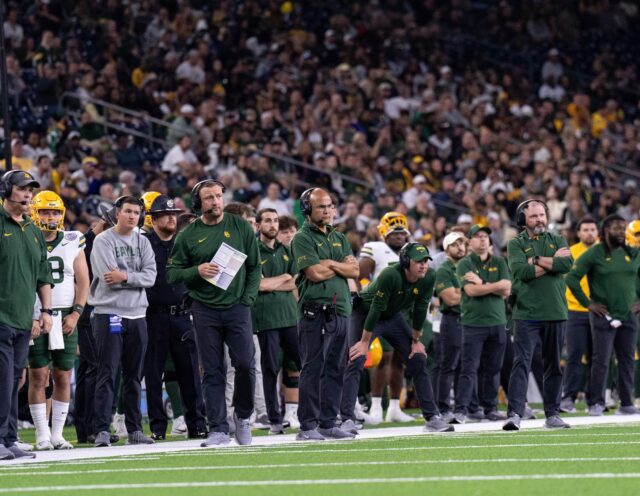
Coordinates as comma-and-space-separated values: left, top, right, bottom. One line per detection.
32, 190, 66, 231
141, 191, 161, 230
377, 211, 410, 239
626, 220, 640, 247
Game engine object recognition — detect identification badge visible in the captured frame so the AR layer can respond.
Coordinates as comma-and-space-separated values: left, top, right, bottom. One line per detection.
109, 315, 123, 334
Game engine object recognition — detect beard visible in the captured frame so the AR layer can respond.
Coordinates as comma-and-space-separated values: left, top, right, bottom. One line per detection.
532, 224, 546, 235
261, 229, 278, 240
609, 235, 625, 248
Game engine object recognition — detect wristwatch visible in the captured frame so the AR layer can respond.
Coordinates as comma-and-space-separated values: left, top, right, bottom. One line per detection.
40, 308, 53, 316
533, 256, 540, 266
72, 304, 84, 315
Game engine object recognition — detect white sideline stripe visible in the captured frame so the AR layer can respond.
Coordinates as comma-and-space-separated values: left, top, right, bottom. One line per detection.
4, 415, 640, 466
2, 473, 640, 492
3, 457, 640, 477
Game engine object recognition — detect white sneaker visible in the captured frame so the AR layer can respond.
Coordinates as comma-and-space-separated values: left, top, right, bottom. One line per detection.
368, 403, 383, 425
283, 406, 300, 430
354, 401, 374, 424
385, 407, 416, 423
170, 415, 188, 436
16, 439, 33, 451
111, 413, 127, 438
35, 439, 54, 450
51, 437, 73, 450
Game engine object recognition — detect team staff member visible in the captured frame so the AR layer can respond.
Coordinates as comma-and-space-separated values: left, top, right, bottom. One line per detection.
144, 195, 206, 440
291, 188, 359, 441
359, 212, 415, 423
253, 208, 300, 434
28, 192, 89, 451
434, 231, 466, 419
504, 200, 572, 431
89, 196, 157, 447
566, 214, 640, 416
453, 225, 511, 423
341, 243, 454, 433
560, 217, 598, 413
167, 180, 261, 447
0, 170, 53, 460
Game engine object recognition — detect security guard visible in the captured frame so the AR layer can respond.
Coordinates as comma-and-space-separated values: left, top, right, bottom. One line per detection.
434, 231, 466, 420
560, 217, 598, 413
0, 170, 53, 460
167, 180, 261, 447
566, 214, 640, 416
144, 195, 207, 440
253, 208, 300, 434
291, 188, 359, 441
504, 200, 572, 431
453, 225, 511, 423
341, 243, 454, 433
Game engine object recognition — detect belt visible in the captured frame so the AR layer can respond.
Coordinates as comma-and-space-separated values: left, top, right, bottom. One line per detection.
147, 304, 188, 316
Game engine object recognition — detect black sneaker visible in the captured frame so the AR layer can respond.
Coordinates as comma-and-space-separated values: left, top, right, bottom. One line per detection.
502, 414, 521, 431
188, 428, 208, 439
151, 432, 166, 441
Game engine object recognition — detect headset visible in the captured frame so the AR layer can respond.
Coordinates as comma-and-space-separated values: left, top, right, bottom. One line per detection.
299, 188, 316, 216
114, 195, 146, 228
399, 242, 422, 269
0, 170, 36, 201
191, 179, 226, 211
515, 199, 549, 229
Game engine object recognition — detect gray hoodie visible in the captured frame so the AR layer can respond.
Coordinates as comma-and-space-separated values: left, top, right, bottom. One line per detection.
88, 228, 157, 316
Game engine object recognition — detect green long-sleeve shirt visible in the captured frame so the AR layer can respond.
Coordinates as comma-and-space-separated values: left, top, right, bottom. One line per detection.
435, 258, 461, 314
360, 263, 435, 331
167, 213, 261, 309
0, 206, 53, 330
507, 231, 572, 321
566, 243, 640, 321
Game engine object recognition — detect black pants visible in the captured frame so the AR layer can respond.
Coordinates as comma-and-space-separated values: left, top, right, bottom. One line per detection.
92, 315, 148, 434
75, 320, 98, 442
437, 313, 462, 413
507, 320, 565, 418
588, 315, 637, 407
0, 324, 30, 446
562, 311, 592, 401
455, 325, 506, 414
144, 312, 206, 435
340, 308, 439, 423
298, 310, 348, 431
190, 301, 255, 434
258, 326, 301, 424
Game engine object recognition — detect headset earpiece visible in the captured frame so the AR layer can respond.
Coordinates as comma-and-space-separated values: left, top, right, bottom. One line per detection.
191, 180, 226, 211
516, 199, 549, 229
299, 188, 316, 216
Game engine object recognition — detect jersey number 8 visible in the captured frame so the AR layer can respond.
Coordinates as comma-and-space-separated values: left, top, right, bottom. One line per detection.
48, 256, 64, 284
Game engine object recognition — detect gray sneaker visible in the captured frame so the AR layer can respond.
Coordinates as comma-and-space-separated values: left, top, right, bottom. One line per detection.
589, 404, 605, 416
127, 431, 155, 445
450, 412, 466, 424
544, 415, 570, 429
94, 431, 112, 447
616, 405, 640, 415
234, 414, 252, 445
340, 419, 360, 434
317, 426, 356, 439
268, 423, 284, 435
201, 432, 231, 447
8, 444, 36, 459
0, 445, 15, 460
522, 406, 537, 419
441, 411, 455, 424
502, 414, 521, 431
559, 397, 577, 414
485, 409, 508, 421
425, 415, 455, 432
467, 409, 485, 421
296, 429, 325, 441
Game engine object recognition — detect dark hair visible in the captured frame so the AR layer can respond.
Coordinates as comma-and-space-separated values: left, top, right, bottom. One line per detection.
601, 213, 630, 257
36, 155, 50, 165
177, 213, 197, 232
224, 201, 254, 218
256, 208, 278, 223
576, 217, 597, 231
278, 215, 298, 231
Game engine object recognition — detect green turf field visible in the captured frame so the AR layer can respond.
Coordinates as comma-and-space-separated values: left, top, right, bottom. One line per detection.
3, 423, 640, 495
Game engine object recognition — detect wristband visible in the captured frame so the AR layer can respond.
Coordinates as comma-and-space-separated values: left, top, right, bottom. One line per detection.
40, 308, 53, 316
72, 304, 85, 315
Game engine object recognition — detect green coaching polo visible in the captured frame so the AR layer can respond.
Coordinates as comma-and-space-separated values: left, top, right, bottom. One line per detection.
291, 221, 352, 317
0, 205, 53, 330
435, 258, 461, 314
253, 240, 297, 331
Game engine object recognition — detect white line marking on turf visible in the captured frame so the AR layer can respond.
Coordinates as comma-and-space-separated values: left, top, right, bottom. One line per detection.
2, 457, 640, 478
2, 473, 640, 492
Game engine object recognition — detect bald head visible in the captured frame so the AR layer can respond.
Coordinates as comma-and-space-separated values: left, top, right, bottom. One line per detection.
308, 188, 334, 228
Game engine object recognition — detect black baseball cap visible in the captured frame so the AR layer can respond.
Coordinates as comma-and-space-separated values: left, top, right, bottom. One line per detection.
4, 170, 40, 189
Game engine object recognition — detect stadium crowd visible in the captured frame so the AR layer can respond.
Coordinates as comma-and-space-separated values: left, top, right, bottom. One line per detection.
1, 0, 640, 456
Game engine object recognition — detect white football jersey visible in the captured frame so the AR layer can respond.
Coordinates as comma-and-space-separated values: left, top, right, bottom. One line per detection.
45, 231, 86, 308
359, 241, 399, 280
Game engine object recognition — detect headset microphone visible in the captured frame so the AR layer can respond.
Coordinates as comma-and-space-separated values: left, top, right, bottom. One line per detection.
203, 208, 214, 215
5, 198, 29, 205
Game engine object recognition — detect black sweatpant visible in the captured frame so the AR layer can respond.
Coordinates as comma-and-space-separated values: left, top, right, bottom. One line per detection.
0, 324, 30, 447
75, 320, 98, 442
92, 314, 148, 434
144, 312, 206, 435
257, 326, 300, 424
190, 301, 255, 434
437, 313, 462, 413
562, 311, 592, 402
